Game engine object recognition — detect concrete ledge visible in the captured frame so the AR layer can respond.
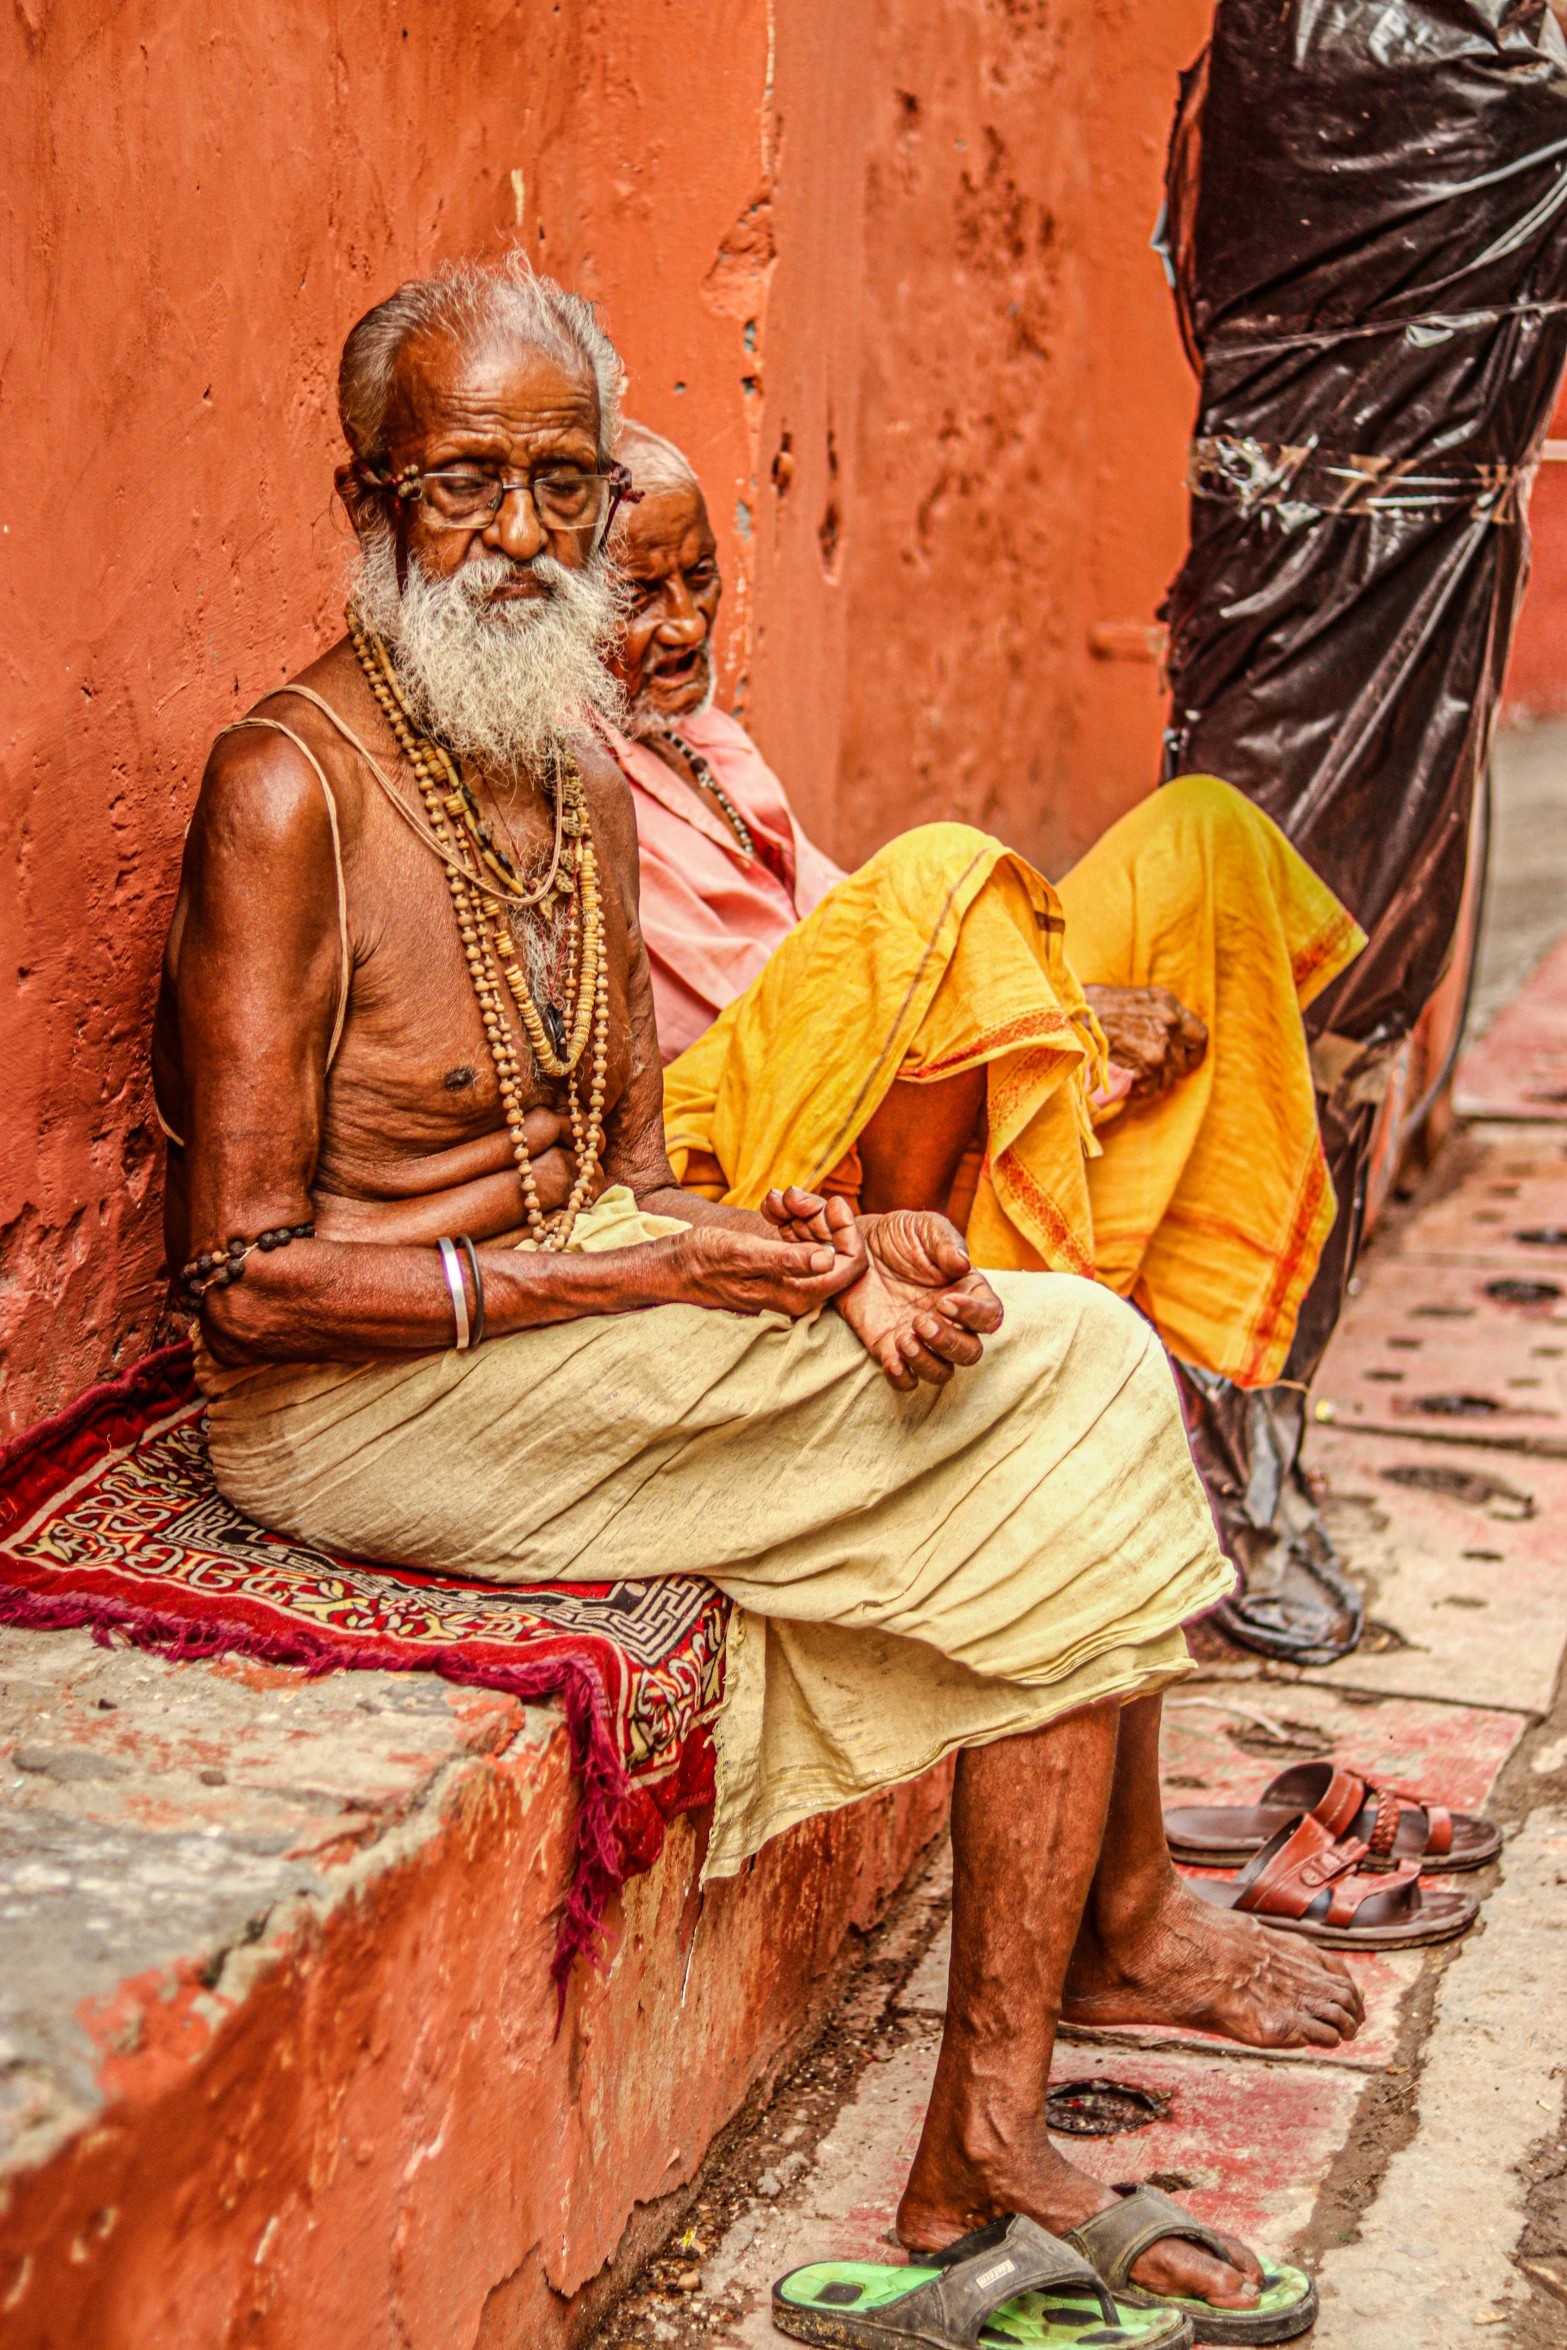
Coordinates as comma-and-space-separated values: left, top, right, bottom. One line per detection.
0, 1626, 949, 2347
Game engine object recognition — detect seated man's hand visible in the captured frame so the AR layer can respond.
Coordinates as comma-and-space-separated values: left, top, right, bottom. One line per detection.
763, 1191, 1003, 1391
663, 1215, 867, 1320
1083, 984, 1208, 1101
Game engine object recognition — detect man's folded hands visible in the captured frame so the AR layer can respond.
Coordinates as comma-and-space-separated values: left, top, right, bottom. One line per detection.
762, 1186, 1004, 1390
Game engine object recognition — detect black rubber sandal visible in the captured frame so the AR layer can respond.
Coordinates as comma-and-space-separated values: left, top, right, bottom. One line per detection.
1062, 2184, 1318, 2346
772, 2213, 1196, 2348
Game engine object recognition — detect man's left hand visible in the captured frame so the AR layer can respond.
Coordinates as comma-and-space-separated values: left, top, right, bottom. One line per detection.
762, 1188, 1003, 1390
1083, 984, 1208, 1101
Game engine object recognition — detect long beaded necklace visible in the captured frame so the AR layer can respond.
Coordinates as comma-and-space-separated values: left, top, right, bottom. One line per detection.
346, 605, 609, 1250
654, 726, 756, 859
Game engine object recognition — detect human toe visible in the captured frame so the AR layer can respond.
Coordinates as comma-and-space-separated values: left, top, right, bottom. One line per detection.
1312, 1986, 1363, 2035
1296, 1938, 1360, 1992
1219, 2229, 1265, 2288
1128, 2239, 1261, 2310
1289, 2008, 1348, 2049
1300, 1951, 1364, 2026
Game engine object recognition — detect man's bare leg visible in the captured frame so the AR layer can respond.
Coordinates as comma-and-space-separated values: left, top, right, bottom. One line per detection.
1061, 1694, 1365, 2048
859, 1068, 987, 1215
898, 1709, 1266, 2310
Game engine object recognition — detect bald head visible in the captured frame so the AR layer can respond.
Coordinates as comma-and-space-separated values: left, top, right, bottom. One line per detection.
608, 420, 720, 735
340, 259, 622, 472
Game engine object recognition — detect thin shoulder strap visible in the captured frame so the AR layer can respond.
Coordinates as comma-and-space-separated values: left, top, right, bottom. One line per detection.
254, 680, 517, 907
257, 680, 390, 776
216, 712, 351, 1070
258, 682, 458, 870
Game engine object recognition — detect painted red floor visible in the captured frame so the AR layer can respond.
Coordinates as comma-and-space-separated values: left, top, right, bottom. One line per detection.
1311, 1254, 1567, 1450
1303, 1423, 1567, 1714
1388, 1130, 1567, 1279
708, 2031, 1369, 2344
1457, 932, 1567, 1120
889, 1685, 1518, 2075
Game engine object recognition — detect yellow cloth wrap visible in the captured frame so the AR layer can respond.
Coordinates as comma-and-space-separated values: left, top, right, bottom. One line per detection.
661, 784, 1364, 1388
204, 1261, 1225, 1878
662, 822, 1108, 1274
1057, 775, 1365, 1387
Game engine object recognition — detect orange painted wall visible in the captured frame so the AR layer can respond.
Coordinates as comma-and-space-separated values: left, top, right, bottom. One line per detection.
2, 0, 1204, 1432
1504, 381, 1567, 720
760, 0, 1210, 877
0, 1721, 950, 2350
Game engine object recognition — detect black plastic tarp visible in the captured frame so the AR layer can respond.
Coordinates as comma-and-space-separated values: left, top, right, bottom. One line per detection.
1161, 0, 1567, 1054
1155, 1, 1567, 1664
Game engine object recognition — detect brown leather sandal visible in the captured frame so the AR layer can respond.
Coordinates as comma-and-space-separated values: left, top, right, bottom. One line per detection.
1181, 1772, 1479, 1948
1165, 1758, 1500, 1874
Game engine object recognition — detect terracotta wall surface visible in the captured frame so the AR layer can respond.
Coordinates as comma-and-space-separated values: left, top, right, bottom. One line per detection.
3, 0, 1206, 1431
779, 0, 1213, 876
1, 0, 771, 1432
1504, 381, 1567, 721
0, 1679, 950, 2350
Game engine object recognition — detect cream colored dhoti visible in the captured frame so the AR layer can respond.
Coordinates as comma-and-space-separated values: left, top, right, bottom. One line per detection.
201, 1193, 1230, 1876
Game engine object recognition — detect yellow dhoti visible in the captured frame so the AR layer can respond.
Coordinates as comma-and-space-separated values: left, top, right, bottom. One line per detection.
202, 1192, 1228, 1876
662, 777, 1364, 1388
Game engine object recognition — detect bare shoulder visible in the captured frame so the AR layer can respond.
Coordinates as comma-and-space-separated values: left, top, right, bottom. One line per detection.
194, 643, 374, 862
191, 729, 337, 903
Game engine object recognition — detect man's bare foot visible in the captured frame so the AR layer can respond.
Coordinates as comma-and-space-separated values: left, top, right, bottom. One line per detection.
1062, 1867, 1364, 2048
897, 2117, 1264, 2309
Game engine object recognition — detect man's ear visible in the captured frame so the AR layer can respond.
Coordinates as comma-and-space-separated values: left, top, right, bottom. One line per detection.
334, 462, 371, 536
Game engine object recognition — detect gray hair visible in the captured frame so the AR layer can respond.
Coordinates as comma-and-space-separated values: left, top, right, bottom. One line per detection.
615, 417, 701, 496
339, 256, 623, 469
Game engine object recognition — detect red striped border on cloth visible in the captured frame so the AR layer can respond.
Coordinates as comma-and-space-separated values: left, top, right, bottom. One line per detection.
0, 1343, 728, 1999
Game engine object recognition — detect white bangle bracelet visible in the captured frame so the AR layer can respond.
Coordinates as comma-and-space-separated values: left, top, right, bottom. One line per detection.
436, 1236, 471, 1351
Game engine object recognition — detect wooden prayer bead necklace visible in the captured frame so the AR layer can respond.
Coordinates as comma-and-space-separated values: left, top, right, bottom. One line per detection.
347, 606, 609, 1249
655, 726, 756, 859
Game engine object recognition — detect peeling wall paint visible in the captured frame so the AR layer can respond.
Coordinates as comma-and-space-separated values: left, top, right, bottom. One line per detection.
807, 0, 1216, 877
1504, 386, 1567, 721
0, 1696, 950, 2350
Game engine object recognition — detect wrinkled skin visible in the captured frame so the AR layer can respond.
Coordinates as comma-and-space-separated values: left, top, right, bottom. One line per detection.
152, 335, 1361, 2321
604, 433, 1362, 2308
1084, 983, 1209, 1101
153, 332, 992, 1388
896, 1700, 1362, 2304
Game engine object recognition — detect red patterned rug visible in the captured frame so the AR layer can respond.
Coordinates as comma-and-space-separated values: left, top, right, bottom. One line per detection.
0, 1343, 728, 1994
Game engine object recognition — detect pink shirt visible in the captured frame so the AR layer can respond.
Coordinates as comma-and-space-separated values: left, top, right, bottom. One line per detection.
608, 708, 846, 1061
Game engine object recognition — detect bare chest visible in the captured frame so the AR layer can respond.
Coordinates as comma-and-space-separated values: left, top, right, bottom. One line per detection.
320, 784, 635, 1193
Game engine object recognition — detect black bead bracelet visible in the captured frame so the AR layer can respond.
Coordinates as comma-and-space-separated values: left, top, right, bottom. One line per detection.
180, 1222, 315, 1311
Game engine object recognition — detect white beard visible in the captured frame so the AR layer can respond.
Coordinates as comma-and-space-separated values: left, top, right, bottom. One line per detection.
353, 525, 626, 774
626, 641, 717, 740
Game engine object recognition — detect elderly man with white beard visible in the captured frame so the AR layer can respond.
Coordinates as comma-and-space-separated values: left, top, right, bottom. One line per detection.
151, 260, 1355, 2343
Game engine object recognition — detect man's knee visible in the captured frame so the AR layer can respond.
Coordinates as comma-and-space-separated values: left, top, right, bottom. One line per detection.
1156, 772, 1265, 866
855, 820, 1005, 892
1003, 1267, 1166, 1391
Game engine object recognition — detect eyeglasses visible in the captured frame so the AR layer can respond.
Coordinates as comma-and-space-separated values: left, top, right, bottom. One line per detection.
358, 459, 640, 541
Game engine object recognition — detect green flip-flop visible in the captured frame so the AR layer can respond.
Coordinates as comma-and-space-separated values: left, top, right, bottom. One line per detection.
772, 2213, 1195, 2349
1062, 2186, 1317, 2346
